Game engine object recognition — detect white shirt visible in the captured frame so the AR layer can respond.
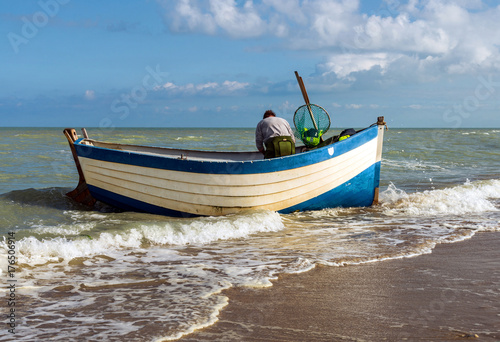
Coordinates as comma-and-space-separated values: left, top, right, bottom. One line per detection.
255, 116, 295, 150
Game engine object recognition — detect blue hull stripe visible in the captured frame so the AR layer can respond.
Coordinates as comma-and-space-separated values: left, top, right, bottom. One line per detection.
279, 162, 380, 213
75, 125, 378, 175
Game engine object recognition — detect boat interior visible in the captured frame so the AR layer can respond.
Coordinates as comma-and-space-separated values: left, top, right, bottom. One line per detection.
78, 132, 347, 163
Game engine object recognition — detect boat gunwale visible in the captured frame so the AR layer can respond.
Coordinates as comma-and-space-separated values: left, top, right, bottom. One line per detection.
77, 139, 264, 161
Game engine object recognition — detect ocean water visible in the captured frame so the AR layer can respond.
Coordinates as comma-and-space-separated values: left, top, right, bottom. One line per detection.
0, 126, 499, 341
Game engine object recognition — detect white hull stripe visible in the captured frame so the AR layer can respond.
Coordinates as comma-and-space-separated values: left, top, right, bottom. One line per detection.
79, 137, 378, 214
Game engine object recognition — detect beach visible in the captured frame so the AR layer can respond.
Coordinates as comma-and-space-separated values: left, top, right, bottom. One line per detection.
182, 232, 500, 341
1, 128, 499, 341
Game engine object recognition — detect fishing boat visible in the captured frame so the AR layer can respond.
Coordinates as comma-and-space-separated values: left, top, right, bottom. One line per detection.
63, 116, 386, 217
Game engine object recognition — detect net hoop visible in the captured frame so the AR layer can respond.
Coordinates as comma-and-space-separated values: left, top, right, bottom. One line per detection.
293, 103, 331, 141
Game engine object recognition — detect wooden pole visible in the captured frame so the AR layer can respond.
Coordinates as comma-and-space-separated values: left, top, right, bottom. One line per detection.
63, 128, 96, 207
295, 71, 319, 131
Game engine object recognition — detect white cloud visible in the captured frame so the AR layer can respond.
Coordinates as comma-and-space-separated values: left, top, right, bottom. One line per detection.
346, 104, 363, 109
84, 90, 95, 100
354, 14, 455, 54
408, 104, 423, 109
319, 52, 402, 79
209, 0, 266, 38
159, 0, 500, 80
159, 82, 178, 91
221, 80, 248, 91
160, 0, 359, 40
169, 0, 217, 34
155, 80, 249, 96
321, 2, 500, 80
262, 0, 307, 24
308, 0, 360, 46
159, 0, 266, 38
196, 82, 218, 91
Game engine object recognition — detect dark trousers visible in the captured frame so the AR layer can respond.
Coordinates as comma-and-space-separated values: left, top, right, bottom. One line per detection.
264, 136, 295, 159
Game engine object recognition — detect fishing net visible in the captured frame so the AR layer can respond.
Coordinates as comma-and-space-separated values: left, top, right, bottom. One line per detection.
293, 104, 331, 147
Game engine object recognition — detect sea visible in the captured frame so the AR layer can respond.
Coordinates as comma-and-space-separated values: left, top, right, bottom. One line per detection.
0, 126, 499, 341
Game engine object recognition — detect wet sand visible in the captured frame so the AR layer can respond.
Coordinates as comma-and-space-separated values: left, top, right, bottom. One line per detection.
181, 232, 500, 341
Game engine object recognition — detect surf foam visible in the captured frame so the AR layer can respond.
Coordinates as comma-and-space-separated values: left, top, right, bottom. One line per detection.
2, 210, 284, 267
380, 179, 500, 217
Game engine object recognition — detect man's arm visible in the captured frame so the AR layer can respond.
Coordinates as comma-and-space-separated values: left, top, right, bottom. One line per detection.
255, 122, 265, 154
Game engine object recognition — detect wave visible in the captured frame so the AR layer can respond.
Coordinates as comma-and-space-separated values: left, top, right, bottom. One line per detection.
380, 179, 500, 217
0, 188, 125, 214
2, 187, 71, 205
461, 131, 500, 135
382, 157, 446, 171
3, 179, 499, 272
1, 210, 284, 267
175, 136, 203, 141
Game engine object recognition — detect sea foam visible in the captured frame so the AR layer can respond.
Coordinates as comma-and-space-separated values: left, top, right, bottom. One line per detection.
380, 179, 500, 217
3, 210, 284, 267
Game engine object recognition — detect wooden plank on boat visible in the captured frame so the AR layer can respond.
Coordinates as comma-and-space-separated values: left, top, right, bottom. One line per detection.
78, 137, 377, 215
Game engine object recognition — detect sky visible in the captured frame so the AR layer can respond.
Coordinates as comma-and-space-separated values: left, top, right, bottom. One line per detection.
1, 0, 500, 128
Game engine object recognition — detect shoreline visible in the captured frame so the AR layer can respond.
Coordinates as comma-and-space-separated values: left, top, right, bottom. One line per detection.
181, 232, 500, 341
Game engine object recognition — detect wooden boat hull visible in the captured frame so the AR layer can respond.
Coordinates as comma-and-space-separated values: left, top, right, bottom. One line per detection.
65, 120, 385, 217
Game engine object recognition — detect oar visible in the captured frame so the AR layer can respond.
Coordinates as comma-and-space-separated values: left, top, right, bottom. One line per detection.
295, 71, 319, 131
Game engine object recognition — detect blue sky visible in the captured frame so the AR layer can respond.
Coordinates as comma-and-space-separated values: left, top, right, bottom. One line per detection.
1, 0, 500, 128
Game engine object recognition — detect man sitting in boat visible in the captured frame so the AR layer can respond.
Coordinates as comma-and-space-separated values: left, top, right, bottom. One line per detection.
255, 110, 296, 159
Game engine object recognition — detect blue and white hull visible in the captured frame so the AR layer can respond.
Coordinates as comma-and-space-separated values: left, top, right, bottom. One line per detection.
64, 119, 385, 217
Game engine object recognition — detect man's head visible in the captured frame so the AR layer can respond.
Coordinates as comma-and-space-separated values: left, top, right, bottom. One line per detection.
263, 110, 276, 119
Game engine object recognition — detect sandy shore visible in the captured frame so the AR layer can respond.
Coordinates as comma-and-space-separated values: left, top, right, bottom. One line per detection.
181, 232, 500, 341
